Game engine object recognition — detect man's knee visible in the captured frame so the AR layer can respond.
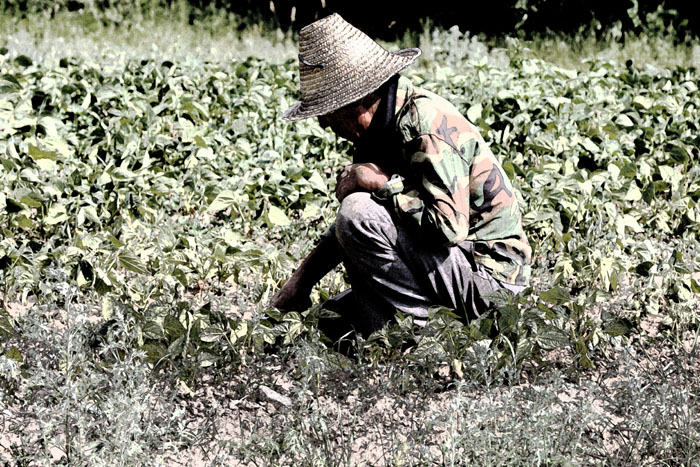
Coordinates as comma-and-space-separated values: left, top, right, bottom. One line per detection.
335, 192, 395, 248
337, 191, 376, 223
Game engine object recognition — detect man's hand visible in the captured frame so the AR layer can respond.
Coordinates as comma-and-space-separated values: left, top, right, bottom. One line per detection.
270, 278, 312, 311
335, 163, 389, 202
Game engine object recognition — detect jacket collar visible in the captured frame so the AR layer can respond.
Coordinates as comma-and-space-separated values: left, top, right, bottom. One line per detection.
352, 75, 400, 165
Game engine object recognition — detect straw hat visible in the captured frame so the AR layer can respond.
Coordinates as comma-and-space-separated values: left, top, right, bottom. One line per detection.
282, 13, 421, 121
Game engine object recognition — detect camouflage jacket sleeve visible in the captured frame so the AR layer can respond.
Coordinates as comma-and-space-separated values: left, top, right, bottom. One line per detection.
378, 80, 483, 247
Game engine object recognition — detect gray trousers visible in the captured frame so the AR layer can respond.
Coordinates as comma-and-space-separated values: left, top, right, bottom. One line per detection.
326, 192, 522, 335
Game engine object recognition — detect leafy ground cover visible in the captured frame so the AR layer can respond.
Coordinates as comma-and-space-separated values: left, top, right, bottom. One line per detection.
1, 11, 699, 466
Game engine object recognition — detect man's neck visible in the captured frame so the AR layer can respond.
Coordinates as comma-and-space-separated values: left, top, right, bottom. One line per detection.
362, 75, 400, 142
352, 76, 400, 169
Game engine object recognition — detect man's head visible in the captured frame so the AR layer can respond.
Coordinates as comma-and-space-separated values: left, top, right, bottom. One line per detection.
317, 91, 381, 143
282, 13, 420, 123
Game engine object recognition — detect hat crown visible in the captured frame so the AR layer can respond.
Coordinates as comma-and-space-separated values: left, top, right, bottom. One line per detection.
283, 14, 420, 121
298, 14, 376, 75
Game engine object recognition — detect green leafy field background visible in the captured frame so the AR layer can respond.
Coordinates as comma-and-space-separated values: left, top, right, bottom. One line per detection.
1, 8, 699, 466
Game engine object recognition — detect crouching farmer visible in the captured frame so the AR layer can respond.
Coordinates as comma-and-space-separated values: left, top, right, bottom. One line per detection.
271, 14, 531, 337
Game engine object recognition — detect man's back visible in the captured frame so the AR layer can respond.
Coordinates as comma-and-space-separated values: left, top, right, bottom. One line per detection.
391, 77, 531, 286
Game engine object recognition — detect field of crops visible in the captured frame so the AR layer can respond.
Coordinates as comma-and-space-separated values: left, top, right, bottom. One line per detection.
1, 13, 699, 465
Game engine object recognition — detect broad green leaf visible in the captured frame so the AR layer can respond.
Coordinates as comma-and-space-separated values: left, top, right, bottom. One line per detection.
581, 138, 599, 153
95, 267, 113, 287
77, 206, 100, 225
539, 287, 571, 305
536, 326, 569, 350
108, 235, 125, 248
45, 204, 68, 225
658, 165, 678, 184
140, 343, 167, 364
208, 190, 237, 212
6, 346, 22, 363
35, 158, 57, 171
15, 214, 34, 230
307, 170, 326, 192
19, 194, 42, 208
615, 114, 634, 127
579, 180, 593, 196
20, 168, 41, 183
199, 325, 226, 343
97, 172, 111, 185
172, 268, 188, 287
608, 164, 620, 180
617, 214, 644, 234
197, 352, 218, 368
81, 92, 92, 109
196, 147, 214, 160
219, 228, 242, 247
164, 315, 185, 339
28, 144, 60, 161
682, 81, 698, 93
603, 320, 631, 337
230, 320, 248, 344
118, 250, 148, 275
0, 157, 16, 171
497, 307, 519, 334
96, 87, 119, 101
194, 135, 208, 148
179, 380, 195, 396
633, 95, 652, 110
77, 267, 89, 287
667, 144, 689, 165
624, 185, 642, 201
502, 161, 515, 180
142, 320, 165, 340
302, 202, 320, 219
267, 205, 290, 227
467, 103, 483, 123
545, 96, 569, 108
0, 309, 16, 338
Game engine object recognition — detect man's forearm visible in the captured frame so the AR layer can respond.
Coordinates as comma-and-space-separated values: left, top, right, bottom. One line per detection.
288, 233, 343, 292
271, 232, 343, 310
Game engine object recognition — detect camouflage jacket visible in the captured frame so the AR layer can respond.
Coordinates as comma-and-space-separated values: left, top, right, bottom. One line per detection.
357, 76, 531, 286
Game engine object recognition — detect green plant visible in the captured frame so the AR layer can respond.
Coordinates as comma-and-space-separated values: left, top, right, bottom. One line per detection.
1, 9, 699, 465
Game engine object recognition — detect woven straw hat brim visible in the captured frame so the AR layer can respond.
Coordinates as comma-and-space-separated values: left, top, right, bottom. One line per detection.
282, 14, 421, 121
